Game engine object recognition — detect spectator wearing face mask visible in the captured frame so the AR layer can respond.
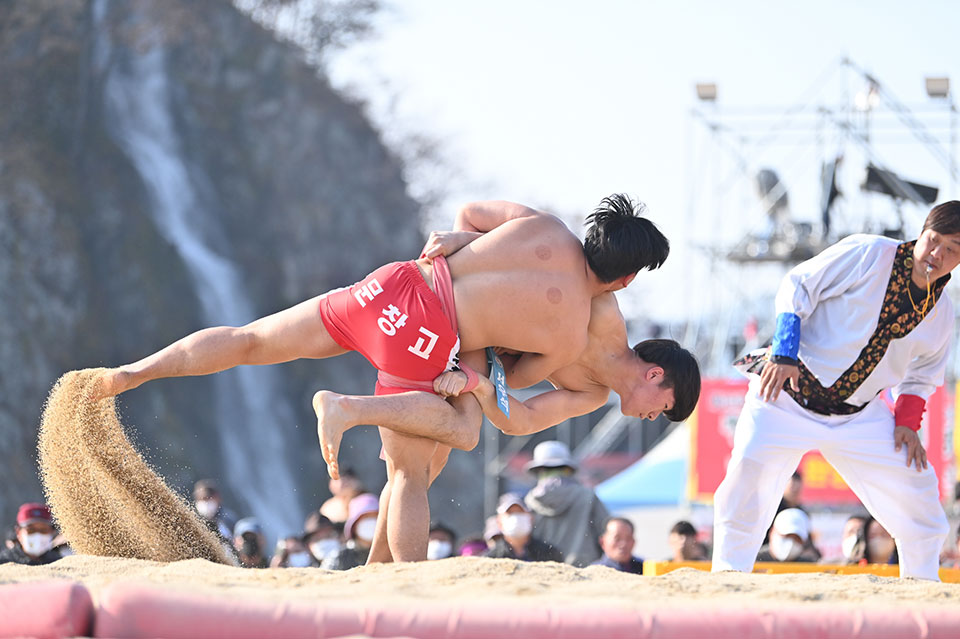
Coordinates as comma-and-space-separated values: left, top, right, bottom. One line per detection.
523, 441, 609, 567
270, 535, 315, 568
427, 522, 456, 561
592, 517, 644, 574
757, 508, 821, 563
233, 518, 269, 568
838, 514, 869, 564
485, 493, 562, 562
323, 493, 379, 570
303, 511, 342, 566
193, 479, 237, 541
0, 503, 63, 566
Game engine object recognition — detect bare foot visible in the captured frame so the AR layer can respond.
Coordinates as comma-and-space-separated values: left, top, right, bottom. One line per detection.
91, 368, 137, 400
313, 390, 353, 480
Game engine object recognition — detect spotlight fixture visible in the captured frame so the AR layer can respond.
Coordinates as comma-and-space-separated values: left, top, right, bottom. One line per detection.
696, 83, 717, 102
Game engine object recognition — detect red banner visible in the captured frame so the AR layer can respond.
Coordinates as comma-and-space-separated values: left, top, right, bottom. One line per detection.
688, 378, 952, 504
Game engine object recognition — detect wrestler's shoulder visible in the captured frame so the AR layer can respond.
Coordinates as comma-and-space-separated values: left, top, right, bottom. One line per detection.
512, 214, 581, 241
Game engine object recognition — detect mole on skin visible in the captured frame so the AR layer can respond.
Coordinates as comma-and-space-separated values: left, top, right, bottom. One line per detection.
547, 287, 563, 304
535, 245, 552, 261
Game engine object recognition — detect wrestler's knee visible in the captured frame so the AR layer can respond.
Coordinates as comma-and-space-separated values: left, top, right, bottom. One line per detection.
454, 422, 481, 451
449, 395, 482, 451
381, 432, 435, 479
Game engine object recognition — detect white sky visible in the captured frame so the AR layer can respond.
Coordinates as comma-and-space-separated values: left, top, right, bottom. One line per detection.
327, 0, 960, 336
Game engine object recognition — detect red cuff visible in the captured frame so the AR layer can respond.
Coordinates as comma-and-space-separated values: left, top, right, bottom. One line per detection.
894, 394, 925, 432
459, 364, 479, 393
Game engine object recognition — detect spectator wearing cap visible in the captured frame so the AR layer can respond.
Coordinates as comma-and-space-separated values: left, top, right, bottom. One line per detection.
233, 518, 269, 568
193, 479, 237, 541
303, 511, 342, 566
427, 522, 457, 560
667, 520, 708, 562
592, 517, 644, 574
320, 468, 364, 525
483, 515, 503, 550
324, 493, 379, 570
523, 441, 610, 567
0, 503, 63, 566
757, 508, 821, 562
485, 493, 563, 563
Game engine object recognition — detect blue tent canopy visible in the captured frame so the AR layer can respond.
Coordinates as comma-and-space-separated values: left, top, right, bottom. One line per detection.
595, 423, 688, 510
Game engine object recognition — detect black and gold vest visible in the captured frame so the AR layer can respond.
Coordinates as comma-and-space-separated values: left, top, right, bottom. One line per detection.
784, 241, 949, 416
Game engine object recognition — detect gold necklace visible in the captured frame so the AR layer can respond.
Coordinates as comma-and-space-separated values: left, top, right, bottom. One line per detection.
907, 271, 933, 316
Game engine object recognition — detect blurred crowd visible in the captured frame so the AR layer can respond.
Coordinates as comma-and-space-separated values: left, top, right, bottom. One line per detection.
5, 441, 960, 573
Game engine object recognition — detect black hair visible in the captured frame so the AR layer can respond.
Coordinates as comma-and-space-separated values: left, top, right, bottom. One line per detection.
922, 201, 960, 236
670, 520, 697, 537
429, 521, 457, 544
632, 339, 701, 422
858, 516, 899, 565
583, 193, 670, 283
604, 517, 635, 534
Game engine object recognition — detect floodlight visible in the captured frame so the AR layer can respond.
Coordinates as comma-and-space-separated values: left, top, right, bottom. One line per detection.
696, 83, 717, 102
925, 77, 950, 99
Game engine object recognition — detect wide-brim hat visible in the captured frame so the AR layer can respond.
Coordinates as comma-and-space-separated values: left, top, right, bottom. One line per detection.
523, 440, 577, 472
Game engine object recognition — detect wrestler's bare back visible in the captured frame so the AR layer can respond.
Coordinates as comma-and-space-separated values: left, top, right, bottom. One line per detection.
444, 215, 593, 379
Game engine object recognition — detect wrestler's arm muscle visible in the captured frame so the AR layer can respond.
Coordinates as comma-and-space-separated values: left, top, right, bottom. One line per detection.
422, 200, 544, 261
473, 376, 608, 436
454, 200, 546, 232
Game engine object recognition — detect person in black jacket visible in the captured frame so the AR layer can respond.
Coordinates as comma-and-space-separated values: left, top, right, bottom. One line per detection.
0, 503, 63, 566
485, 493, 562, 563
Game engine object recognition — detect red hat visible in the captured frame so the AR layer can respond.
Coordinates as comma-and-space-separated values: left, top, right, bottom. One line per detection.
17, 503, 52, 526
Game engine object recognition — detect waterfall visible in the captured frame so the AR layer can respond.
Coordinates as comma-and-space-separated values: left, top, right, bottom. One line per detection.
93, 0, 302, 536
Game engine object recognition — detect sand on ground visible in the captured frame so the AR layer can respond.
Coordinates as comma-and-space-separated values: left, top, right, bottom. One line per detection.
2, 554, 960, 611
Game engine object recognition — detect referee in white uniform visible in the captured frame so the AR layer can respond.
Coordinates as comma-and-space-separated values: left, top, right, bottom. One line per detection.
712, 201, 960, 581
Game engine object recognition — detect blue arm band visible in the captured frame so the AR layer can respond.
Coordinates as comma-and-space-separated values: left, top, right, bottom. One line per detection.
771, 312, 801, 360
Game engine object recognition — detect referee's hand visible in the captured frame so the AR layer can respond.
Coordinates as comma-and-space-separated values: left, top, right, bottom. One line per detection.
894, 426, 927, 472
759, 362, 799, 402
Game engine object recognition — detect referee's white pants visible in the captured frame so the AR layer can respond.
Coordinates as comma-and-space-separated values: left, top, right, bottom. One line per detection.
711, 380, 949, 581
